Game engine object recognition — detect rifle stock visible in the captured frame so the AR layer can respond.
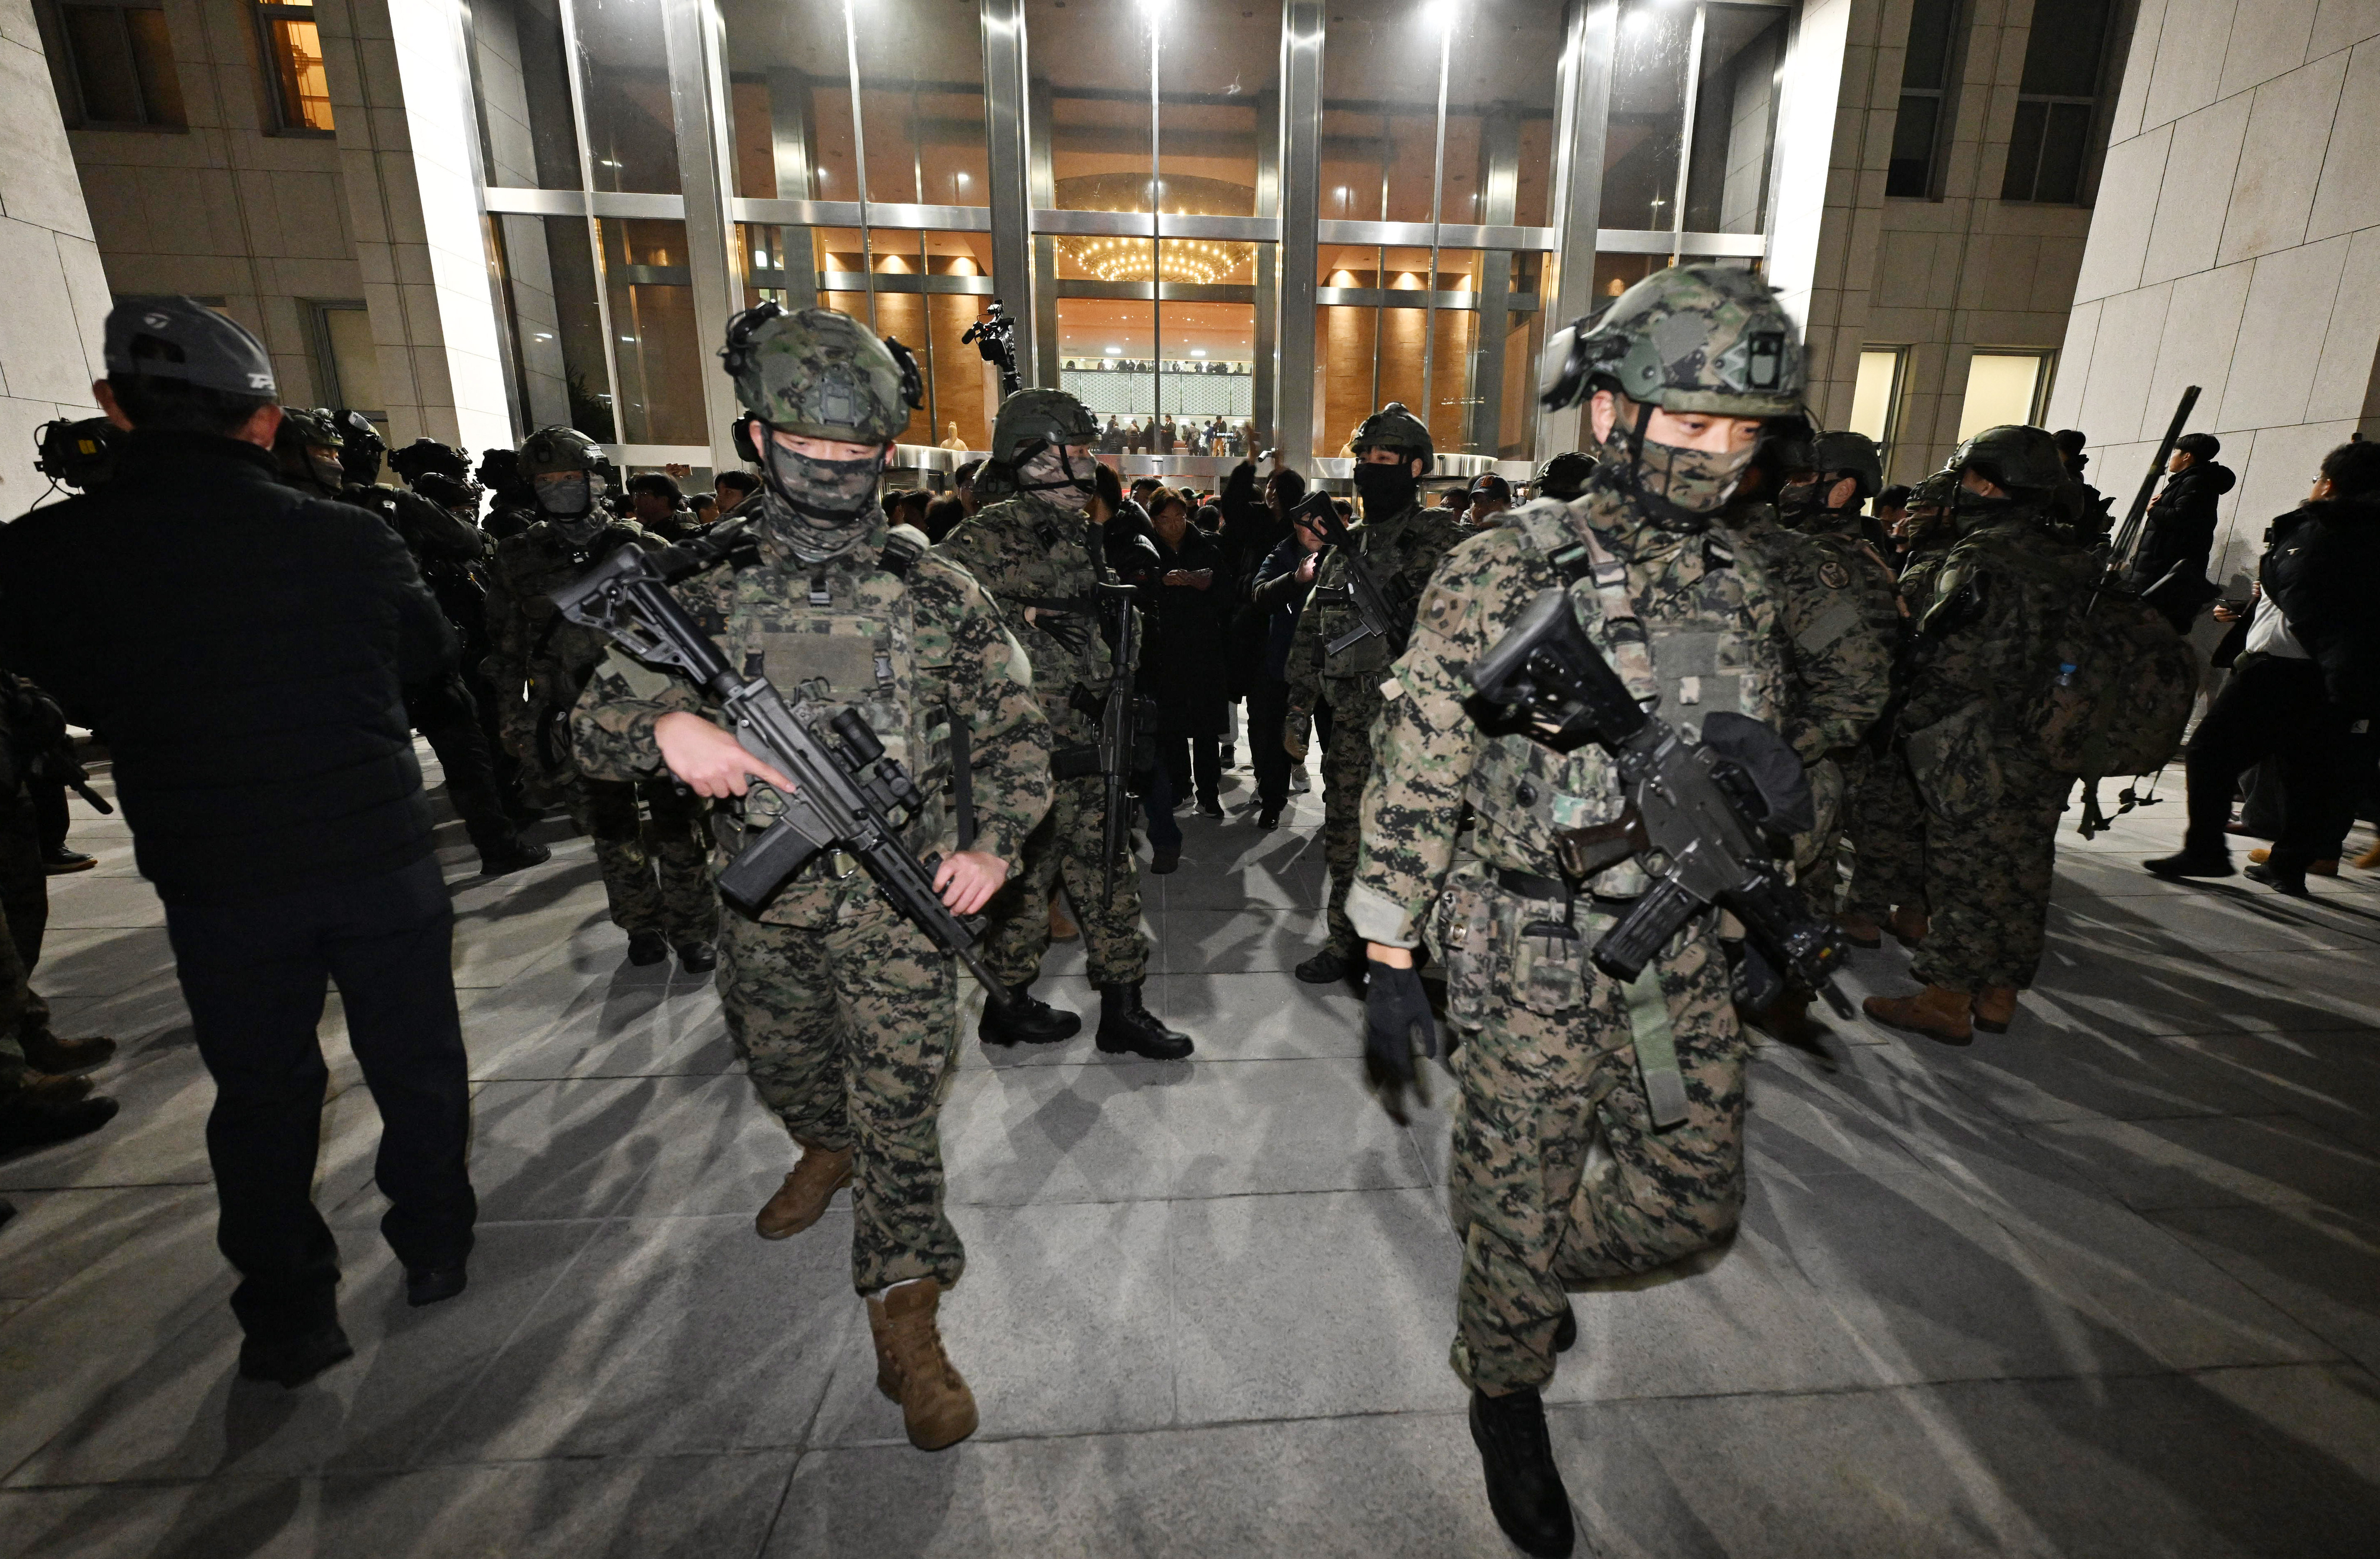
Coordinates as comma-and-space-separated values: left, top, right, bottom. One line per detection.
2109, 385, 2201, 584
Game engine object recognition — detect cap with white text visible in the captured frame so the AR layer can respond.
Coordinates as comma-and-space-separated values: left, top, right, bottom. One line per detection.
103, 296, 278, 397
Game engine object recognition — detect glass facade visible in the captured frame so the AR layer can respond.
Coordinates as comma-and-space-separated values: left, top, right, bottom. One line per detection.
466, 0, 1793, 472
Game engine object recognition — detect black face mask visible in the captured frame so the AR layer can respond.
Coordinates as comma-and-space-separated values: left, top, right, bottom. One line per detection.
1351, 460, 1418, 519
1777, 482, 1825, 520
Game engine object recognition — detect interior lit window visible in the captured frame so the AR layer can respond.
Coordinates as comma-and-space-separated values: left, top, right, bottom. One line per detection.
1847, 346, 1905, 466
42, 0, 187, 129
1956, 350, 2054, 443
256, 0, 334, 133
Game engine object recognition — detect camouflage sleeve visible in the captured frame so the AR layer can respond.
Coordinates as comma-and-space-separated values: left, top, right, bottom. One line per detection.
908, 556, 1053, 864
1283, 551, 1333, 709
1348, 532, 1533, 947
568, 567, 731, 782
1900, 543, 2020, 733
483, 541, 531, 726
1777, 547, 1895, 763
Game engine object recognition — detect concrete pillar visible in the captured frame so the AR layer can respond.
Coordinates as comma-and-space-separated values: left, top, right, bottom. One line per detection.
0, 0, 117, 510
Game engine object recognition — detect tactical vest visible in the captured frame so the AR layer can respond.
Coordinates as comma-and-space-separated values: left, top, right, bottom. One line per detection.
718, 532, 953, 890
1309, 504, 1422, 685
1466, 501, 1763, 897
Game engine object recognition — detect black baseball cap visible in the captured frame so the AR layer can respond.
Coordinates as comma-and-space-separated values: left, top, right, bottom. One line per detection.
1468, 473, 1511, 503
103, 296, 278, 396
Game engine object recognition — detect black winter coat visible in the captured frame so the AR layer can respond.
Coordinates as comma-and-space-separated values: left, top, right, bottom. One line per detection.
0, 430, 458, 903
2135, 460, 2235, 591
1145, 526, 1230, 736
2263, 497, 2380, 715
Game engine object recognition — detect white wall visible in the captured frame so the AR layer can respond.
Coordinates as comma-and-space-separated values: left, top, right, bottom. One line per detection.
2046, 0, 2380, 590
0, 0, 125, 513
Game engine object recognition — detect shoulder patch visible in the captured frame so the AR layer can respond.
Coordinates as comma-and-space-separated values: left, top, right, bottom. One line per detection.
1417, 578, 1465, 639
1818, 560, 1851, 590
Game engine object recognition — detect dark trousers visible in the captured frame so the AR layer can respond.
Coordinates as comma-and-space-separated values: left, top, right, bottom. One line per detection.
1250, 677, 1293, 808
406, 676, 517, 858
2184, 654, 2369, 870
1160, 734, 1222, 805
164, 855, 476, 1337
1142, 761, 1182, 851
27, 779, 67, 858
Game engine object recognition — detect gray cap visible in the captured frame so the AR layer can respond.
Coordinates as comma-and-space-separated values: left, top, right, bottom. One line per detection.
103, 296, 277, 396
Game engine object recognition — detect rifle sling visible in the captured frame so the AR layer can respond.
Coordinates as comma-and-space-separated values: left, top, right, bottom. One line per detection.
948, 705, 975, 849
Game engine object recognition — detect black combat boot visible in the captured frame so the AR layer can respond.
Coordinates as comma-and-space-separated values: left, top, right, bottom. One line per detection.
677, 941, 718, 974
1553, 1302, 1577, 1354
979, 981, 1082, 1046
1294, 946, 1362, 988
625, 930, 669, 966
1095, 983, 1193, 1059
1469, 1385, 1576, 1558
238, 1323, 354, 1389
477, 839, 552, 878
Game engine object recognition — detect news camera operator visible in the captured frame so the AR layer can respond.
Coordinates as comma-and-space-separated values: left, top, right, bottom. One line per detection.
0, 298, 478, 1388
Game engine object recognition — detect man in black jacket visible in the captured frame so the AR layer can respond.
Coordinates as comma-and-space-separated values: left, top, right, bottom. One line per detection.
2148, 438, 2380, 894
2133, 431, 2234, 631
0, 298, 478, 1387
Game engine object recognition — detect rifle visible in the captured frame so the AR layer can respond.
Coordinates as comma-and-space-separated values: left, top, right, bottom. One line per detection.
550, 547, 1012, 1011
1295, 491, 1407, 658
30, 743, 113, 817
962, 300, 1022, 398
2101, 385, 2200, 606
1091, 581, 1143, 898
1466, 588, 1853, 1017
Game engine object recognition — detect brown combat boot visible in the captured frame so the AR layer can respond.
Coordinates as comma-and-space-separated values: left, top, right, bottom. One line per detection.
1864, 985, 1974, 1046
754, 1143, 854, 1240
1834, 911, 1883, 949
1048, 887, 1079, 942
866, 1278, 978, 1450
1972, 985, 2019, 1033
2356, 842, 2380, 871
1887, 905, 1930, 947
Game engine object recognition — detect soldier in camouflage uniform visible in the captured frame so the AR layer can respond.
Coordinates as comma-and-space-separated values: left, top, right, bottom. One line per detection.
486, 426, 717, 968
1840, 469, 1962, 946
1865, 427, 2087, 1045
573, 303, 1051, 1451
1349, 266, 1802, 1559
934, 390, 1194, 1060
1726, 430, 1897, 1040
1284, 403, 1467, 986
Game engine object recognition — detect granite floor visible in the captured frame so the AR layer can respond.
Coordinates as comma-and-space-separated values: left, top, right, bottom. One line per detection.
3, 750, 2379, 1558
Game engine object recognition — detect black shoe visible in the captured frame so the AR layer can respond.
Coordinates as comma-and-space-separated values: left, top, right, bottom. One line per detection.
1468, 1387, 1576, 1558
1196, 794, 1223, 818
1552, 1303, 1577, 1354
0, 1089, 119, 1152
1095, 982, 1194, 1060
42, 850, 96, 875
1295, 948, 1361, 985
2244, 861, 2312, 898
1255, 804, 1282, 830
677, 940, 718, 973
478, 839, 552, 878
2144, 850, 2234, 880
980, 981, 1082, 1046
406, 1264, 468, 1307
1150, 847, 1180, 874
20, 1031, 115, 1075
626, 930, 669, 965
237, 1324, 355, 1388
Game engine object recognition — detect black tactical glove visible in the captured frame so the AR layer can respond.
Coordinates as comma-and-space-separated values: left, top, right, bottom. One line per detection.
1034, 609, 1092, 656
1363, 959, 1439, 1124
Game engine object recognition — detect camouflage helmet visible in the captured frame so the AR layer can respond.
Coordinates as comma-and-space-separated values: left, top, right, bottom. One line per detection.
1533, 450, 1596, 500
275, 407, 344, 453
721, 301, 919, 444
988, 388, 1100, 467
1950, 424, 2064, 496
519, 425, 603, 478
1349, 401, 1433, 467
1812, 430, 1884, 500
387, 437, 471, 485
1906, 469, 1961, 511
1542, 263, 1802, 416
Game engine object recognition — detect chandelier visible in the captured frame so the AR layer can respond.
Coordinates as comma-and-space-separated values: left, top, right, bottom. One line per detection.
1052, 173, 1255, 286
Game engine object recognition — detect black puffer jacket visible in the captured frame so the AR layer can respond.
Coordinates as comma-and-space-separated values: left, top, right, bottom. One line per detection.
2135, 459, 2235, 590
0, 429, 456, 903
2263, 496, 2380, 715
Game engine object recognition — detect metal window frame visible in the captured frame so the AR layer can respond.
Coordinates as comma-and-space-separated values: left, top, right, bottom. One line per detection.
306, 299, 384, 418
2001, 92, 2096, 203
1888, 0, 1968, 202
1851, 342, 1906, 468
253, 0, 336, 137
48, 0, 181, 131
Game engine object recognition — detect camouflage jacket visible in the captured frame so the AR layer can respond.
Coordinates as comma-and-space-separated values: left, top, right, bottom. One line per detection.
1347, 488, 1786, 948
1285, 499, 1467, 705
570, 517, 1051, 925
342, 482, 487, 566
484, 516, 664, 742
932, 491, 1122, 745
1901, 510, 2093, 742
1733, 507, 1898, 763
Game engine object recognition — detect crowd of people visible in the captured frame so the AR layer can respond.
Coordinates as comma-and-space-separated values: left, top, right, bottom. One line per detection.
0, 275, 2373, 1559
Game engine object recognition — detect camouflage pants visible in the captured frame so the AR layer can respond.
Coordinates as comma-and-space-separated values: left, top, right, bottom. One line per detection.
718, 887, 966, 1295
1448, 911, 1748, 1394
1790, 753, 1850, 907
980, 773, 1147, 989
1910, 749, 2071, 992
1844, 741, 1928, 920
567, 776, 717, 943
1319, 680, 1384, 956
0, 800, 48, 1087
